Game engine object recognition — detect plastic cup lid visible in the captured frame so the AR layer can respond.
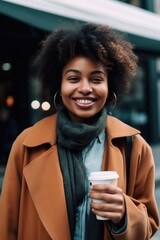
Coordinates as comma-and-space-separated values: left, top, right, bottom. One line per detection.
88, 171, 119, 181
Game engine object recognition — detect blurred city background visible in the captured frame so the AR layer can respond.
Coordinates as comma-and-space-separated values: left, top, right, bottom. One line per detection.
0, 0, 160, 238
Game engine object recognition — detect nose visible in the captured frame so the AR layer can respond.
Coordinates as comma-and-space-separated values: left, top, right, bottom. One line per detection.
78, 79, 93, 94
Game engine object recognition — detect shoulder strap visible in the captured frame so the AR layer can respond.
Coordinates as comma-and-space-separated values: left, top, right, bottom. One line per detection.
125, 136, 133, 194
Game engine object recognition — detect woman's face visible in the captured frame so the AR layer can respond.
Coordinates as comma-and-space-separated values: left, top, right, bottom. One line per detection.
61, 56, 108, 123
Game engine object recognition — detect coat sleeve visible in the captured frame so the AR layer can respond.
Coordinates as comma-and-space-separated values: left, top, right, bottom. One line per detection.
112, 135, 160, 240
0, 130, 28, 240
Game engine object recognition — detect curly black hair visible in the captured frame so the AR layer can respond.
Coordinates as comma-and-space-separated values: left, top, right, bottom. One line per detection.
34, 23, 138, 107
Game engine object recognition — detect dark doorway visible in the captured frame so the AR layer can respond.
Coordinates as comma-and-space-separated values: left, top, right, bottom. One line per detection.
0, 14, 47, 165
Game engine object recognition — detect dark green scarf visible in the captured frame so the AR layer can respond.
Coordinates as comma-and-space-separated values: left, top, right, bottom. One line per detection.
57, 108, 107, 239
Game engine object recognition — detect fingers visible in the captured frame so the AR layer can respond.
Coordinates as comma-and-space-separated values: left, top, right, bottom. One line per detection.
91, 207, 124, 223
89, 183, 123, 203
90, 201, 122, 212
90, 183, 121, 193
89, 191, 123, 205
88, 184, 125, 223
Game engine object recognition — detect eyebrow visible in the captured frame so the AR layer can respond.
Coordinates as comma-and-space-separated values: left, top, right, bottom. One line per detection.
64, 69, 106, 76
90, 70, 106, 75
64, 69, 80, 75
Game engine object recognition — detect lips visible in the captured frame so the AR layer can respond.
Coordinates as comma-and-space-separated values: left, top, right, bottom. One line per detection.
77, 99, 94, 104
73, 97, 96, 107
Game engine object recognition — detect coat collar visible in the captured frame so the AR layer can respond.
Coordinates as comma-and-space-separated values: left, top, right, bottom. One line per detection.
107, 115, 140, 139
23, 113, 140, 147
23, 114, 57, 147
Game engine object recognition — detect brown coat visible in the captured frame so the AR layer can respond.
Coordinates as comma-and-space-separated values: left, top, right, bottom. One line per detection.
0, 114, 159, 240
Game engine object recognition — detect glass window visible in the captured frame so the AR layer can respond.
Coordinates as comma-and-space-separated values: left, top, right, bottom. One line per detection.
154, 0, 160, 13
113, 53, 160, 144
117, 0, 156, 10
156, 59, 160, 138
113, 57, 149, 141
116, 0, 142, 7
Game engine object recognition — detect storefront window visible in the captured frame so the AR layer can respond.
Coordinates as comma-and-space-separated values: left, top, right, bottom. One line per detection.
116, 0, 142, 7
116, 0, 156, 11
156, 59, 160, 138
113, 58, 149, 141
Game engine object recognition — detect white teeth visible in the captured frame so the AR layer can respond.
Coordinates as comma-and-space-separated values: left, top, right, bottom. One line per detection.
77, 99, 93, 104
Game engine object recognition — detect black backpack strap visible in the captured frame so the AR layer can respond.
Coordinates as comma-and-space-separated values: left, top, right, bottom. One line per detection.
125, 136, 133, 194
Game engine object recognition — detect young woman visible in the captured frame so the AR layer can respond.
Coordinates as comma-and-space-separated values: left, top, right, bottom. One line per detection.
0, 23, 159, 240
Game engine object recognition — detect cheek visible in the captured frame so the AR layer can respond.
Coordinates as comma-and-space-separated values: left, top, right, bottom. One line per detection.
60, 90, 67, 105
60, 81, 67, 98
101, 86, 109, 101
60, 83, 71, 105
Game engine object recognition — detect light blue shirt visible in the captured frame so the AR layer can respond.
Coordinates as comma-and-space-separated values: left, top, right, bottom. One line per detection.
74, 130, 106, 240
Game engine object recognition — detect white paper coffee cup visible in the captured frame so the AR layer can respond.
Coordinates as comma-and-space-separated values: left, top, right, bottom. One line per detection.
88, 171, 119, 220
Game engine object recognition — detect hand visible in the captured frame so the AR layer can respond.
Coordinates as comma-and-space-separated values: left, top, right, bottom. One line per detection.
88, 183, 125, 223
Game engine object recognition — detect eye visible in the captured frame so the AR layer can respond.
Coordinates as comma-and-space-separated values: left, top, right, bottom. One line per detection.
91, 76, 103, 83
67, 76, 79, 82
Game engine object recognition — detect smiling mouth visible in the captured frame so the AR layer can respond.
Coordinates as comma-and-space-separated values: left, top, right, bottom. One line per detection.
73, 98, 96, 106
77, 99, 94, 104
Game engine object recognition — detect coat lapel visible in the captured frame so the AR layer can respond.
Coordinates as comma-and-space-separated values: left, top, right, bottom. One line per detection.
102, 116, 140, 193
105, 143, 126, 192
23, 146, 71, 240
102, 141, 126, 192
